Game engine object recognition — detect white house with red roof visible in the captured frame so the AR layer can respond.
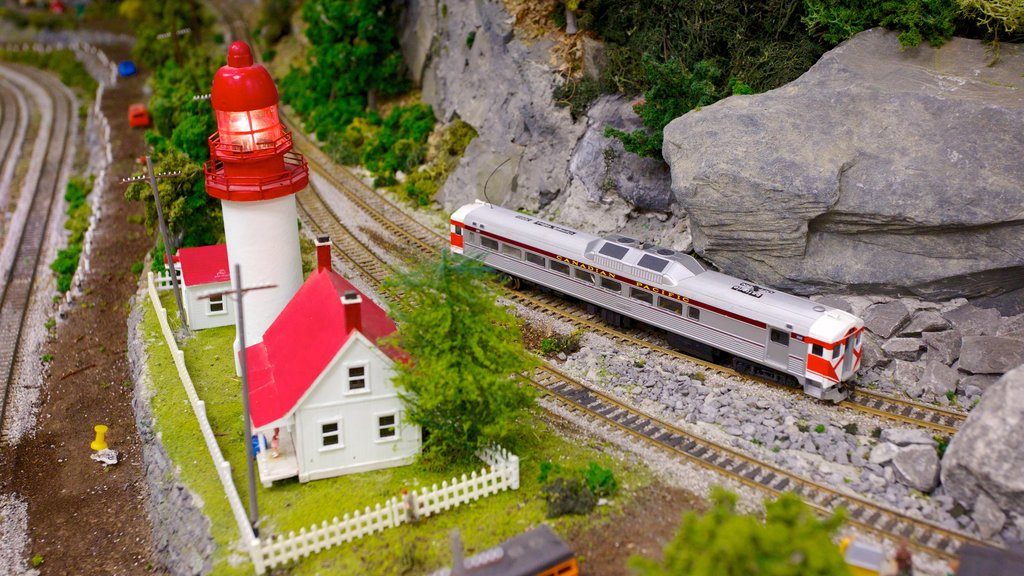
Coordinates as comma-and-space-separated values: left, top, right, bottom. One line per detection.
245, 241, 421, 486
176, 244, 235, 330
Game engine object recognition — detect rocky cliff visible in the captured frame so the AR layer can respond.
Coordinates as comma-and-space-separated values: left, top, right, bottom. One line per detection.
663, 28, 1024, 300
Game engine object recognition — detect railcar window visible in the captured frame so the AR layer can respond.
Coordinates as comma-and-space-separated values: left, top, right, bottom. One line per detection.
550, 260, 570, 275
454, 225, 462, 235
481, 236, 499, 251
526, 252, 545, 266
630, 287, 653, 304
600, 278, 621, 292
501, 244, 522, 259
573, 268, 595, 283
658, 297, 682, 314
770, 329, 790, 346
812, 344, 823, 356
598, 242, 629, 260
833, 345, 842, 359
688, 306, 700, 321
638, 254, 669, 273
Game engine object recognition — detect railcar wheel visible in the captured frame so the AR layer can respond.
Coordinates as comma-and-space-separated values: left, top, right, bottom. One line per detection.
503, 274, 521, 290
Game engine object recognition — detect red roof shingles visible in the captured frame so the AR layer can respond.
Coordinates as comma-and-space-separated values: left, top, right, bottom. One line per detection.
245, 269, 399, 428
177, 244, 231, 287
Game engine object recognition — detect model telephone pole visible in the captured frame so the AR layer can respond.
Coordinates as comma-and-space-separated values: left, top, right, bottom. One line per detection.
122, 157, 187, 334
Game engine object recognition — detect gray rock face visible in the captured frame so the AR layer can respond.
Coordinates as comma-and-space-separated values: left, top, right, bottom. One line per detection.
869, 442, 899, 465
922, 330, 962, 366
942, 366, 1024, 516
974, 492, 1007, 540
881, 428, 937, 448
959, 336, 1024, 374
918, 361, 960, 397
865, 301, 911, 339
901, 310, 951, 335
943, 304, 1001, 336
998, 313, 1024, 338
892, 444, 940, 493
403, 1, 674, 226
859, 334, 889, 370
881, 338, 925, 362
663, 29, 1024, 299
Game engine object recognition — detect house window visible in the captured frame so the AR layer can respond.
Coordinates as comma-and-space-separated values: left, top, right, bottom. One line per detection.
376, 412, 399, 442
346, 364, 368, 393
526, 252, 545, 266
207, 294, 226, 315
770, 329, 790, 346
688, 306, 700, 321
481, 236, 499, 251
321, 420, 342, 449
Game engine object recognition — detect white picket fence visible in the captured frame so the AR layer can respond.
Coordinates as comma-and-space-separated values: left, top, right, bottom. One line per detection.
146, 273, 520, 574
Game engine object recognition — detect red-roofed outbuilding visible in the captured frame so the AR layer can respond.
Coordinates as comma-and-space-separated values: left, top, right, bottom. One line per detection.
174, 244, 236, 330
244, 241, 420, 485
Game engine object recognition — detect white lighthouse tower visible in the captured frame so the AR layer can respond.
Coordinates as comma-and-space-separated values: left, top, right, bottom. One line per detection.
204, 41, 308, 369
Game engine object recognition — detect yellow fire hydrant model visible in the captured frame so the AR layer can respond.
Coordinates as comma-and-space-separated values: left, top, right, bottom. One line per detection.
91, 424, 108, 451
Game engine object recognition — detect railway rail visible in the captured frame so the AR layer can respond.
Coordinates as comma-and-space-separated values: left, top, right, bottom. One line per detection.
292, 163, 986, 562
0, 64, 74, 433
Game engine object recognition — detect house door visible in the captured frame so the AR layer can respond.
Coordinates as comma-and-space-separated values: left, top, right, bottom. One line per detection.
766, 328, 790, 369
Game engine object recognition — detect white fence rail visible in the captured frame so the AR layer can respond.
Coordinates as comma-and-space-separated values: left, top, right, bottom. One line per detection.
146, 273, 519, 574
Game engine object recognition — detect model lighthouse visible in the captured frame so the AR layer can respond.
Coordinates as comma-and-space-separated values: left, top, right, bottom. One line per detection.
205, 41, 307, 362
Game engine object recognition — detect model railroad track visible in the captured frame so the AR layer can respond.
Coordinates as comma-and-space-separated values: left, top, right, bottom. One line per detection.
0, 65, 73, 430
0, 76, 25, 200
844, 389, 965, 435
296, 184, 392, 292
534, 365, 987, 561
291, 170, 991, 560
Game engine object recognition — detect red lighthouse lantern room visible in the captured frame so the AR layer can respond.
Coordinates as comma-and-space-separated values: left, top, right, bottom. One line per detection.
205, 41, 308, 200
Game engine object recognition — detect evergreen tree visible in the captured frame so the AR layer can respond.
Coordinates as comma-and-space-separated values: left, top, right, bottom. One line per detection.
281, 0, 408, 141
383, 251, 536, 469
630, 488, 851, 576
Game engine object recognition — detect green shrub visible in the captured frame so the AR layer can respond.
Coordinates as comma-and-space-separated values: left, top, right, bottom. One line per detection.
553, 76, 602, 121
583, 462, 618, 498
542, 476, 596, 518
814, 423, 826, 433
540, 329, 584, 357
802, 0, 960, 48
843, 422, 859, 435
871, 426, 883, 439
796, 421, 810, 433
52, 244, 82, 293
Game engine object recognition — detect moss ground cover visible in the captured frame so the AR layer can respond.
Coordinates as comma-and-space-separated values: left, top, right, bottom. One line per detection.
145, 291, 651, 574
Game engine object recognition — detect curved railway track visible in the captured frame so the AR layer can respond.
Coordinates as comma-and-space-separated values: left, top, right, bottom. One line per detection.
290, 127, 970, 434
0, 76, 29, 214
0, 64, 74, 433
292, 169, 987, 561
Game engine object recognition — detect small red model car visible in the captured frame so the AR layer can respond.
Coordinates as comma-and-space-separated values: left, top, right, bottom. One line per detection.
128, 104, 151, 128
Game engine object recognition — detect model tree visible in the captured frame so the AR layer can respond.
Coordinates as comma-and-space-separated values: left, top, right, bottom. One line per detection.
630, 488, 851, 576
281, 0, 408, 141
384, 251, 536, 468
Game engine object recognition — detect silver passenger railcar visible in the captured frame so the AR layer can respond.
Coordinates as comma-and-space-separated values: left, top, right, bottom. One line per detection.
450, 201, 864, 401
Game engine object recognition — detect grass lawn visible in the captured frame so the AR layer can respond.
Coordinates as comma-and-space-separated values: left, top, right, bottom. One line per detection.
143, 290, 653, 574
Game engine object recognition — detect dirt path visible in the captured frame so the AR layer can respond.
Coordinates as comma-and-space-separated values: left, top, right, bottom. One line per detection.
0, 43, 160, 575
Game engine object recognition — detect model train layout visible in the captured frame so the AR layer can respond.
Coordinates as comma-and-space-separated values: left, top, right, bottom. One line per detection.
451, 201, 864, 401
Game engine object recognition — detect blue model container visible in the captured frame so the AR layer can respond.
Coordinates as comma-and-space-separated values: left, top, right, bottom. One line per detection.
118, 60, 137, 77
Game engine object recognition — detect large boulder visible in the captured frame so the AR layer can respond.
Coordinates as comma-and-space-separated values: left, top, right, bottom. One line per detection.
942, 366, 1024, 516
663, 28, 1024, 299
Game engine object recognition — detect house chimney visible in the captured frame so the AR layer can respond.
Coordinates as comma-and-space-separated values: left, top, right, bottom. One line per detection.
316, 236, 331, 272
342, 290, 362, 333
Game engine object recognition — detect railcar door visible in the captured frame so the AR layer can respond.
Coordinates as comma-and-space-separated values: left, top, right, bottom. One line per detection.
766, 328, 790, 369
